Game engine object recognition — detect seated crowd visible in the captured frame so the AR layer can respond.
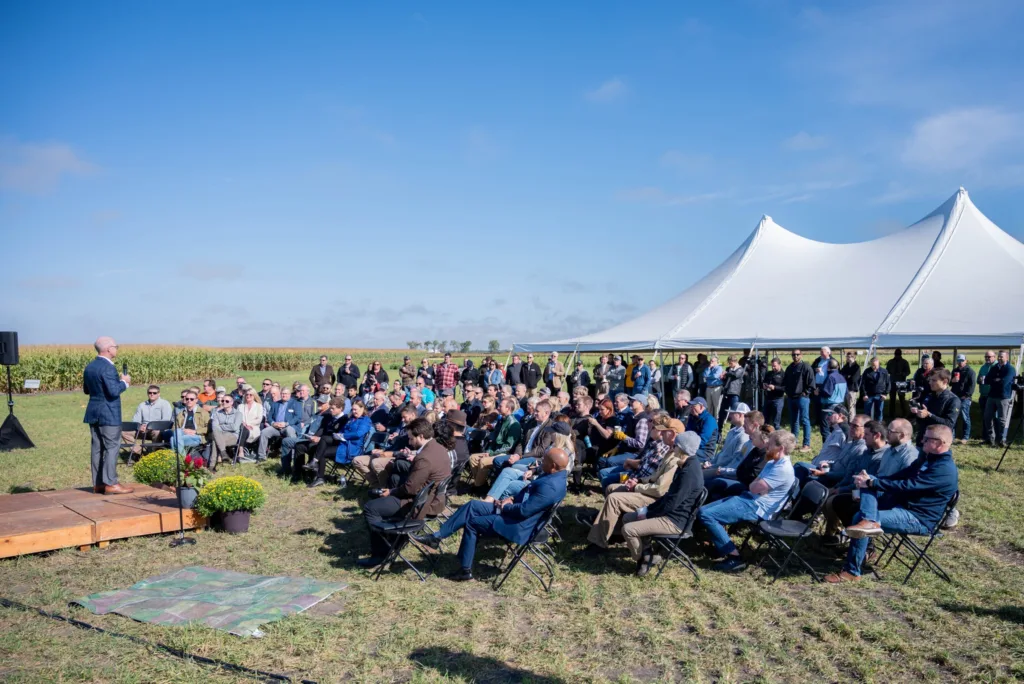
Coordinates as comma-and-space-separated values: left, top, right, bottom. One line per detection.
122, 348, 995, 583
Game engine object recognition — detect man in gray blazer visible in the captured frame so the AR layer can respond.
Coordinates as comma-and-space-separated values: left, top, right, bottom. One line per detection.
83, 336, 133, 494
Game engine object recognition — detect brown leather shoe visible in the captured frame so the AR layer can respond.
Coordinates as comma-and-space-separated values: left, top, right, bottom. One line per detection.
824, 571, 861, 584
845, 520, 883, 539
103, 483, 134, 495
93, 485, 105, 494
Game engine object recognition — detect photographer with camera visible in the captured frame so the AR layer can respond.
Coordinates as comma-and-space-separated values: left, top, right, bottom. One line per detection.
886, 349, 911, 418
911, 369, 960, 448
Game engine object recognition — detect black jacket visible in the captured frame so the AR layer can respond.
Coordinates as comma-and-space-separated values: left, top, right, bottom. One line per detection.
784, 361, 815, 398
886, 357, 911, 382
568, 369, 591, 394
723, 366, 745, 396
840, 362, 862, 392
337, 363, 361, 389
523, 362, 543, 389
506, 362, 524, 386
461, 366, 480, 386
735, 446, 768, 486
647, 454, 703, 530
916, 389, 961, 445
763, 369, 785, 399
950, 365, 976, 401
861, 368, 891, 397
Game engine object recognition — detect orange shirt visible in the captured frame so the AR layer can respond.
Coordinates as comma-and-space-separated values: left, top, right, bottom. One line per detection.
197, 390, 217, 404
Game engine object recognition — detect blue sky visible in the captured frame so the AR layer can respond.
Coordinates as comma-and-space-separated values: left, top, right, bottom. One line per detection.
2, 1, 1023, 349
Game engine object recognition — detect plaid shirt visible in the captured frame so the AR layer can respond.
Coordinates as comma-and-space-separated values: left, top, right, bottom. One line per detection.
435, 363, 460, 391
634, 440, 671, 480
620, 413, 650, 453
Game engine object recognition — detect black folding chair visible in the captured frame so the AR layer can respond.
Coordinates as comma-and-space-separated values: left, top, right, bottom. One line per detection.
491, 502, 561, 592
371, 478, 448, 582
119, 422, 139, 463
737, 479, 802, 554
138, 420, 174, 457
872, 490, 960, 585
228, 426, 252, 465
651, 487, 708, 581
753, 480, 830, 582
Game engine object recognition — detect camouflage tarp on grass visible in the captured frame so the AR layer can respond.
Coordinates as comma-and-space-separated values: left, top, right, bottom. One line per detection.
74, 566, 346, 637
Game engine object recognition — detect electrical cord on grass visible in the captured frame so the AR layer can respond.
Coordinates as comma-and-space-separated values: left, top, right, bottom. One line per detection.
0, 596, 317, 684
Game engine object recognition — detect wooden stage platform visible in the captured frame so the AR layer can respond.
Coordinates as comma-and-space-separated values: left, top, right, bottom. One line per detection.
0, 485, 204, 558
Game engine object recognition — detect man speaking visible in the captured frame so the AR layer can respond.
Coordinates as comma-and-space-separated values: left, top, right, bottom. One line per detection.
83, 336, 134, 494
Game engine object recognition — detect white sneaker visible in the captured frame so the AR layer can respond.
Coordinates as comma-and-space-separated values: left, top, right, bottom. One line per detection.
941, 507, 960, 530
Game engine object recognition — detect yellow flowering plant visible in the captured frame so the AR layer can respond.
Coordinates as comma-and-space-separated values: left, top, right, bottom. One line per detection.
194, 476, 266, 517
132, 449, 180, 486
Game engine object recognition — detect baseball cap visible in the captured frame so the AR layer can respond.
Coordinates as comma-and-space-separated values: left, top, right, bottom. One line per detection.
956, 354, 966, 362
629, 394, 648, 405
404, 355, 410, 361
664, 418, 685, 434
729, 402, 751, 415
832, 405, 850, 419
613, 355, 623, 361
215, 386, 226, 393
691, 397, 708, 408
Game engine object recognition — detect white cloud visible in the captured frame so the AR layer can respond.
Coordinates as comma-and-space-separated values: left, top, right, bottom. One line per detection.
783, 131, 828, 151
901, 107, 1022, 172
0, 138, 97, 194
585, 77, 627, 103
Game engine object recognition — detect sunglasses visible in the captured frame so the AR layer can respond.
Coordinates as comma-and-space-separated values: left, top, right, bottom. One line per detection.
147, 391, 159, 395
263, 382, 271, 386
219, 399, 232, 405
183, 397, 196, 402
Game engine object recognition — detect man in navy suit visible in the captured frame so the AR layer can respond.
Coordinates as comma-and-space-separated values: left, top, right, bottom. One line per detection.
83, 336, 134, 494
414, 447, 569, 581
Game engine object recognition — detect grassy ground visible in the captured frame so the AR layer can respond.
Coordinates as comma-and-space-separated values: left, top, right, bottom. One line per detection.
1, 370, 1022, 683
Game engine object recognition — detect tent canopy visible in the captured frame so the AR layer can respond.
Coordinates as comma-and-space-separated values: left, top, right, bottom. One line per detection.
515, 188, 1024, 353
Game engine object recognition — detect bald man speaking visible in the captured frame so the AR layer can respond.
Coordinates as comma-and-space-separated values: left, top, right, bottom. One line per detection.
83, 336, 134, 494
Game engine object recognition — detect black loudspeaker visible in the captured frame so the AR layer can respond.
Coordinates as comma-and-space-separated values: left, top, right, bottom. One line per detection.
0, 331, 18, 366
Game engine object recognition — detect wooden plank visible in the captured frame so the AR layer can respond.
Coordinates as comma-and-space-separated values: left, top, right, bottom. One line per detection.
112, 496, 201, 532
0, 508, 95, 558
0, 492, 63, 515
38, 488, 101, 504
62, 501, 166, 542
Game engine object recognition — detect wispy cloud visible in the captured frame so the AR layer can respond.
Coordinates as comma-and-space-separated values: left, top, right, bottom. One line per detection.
740, 179, 858, 205
615, 186, 730, 206
585, 77, 627, 103
901, 107, 1022, 173
870, 181, 921, 205
0, 138, 97, 194
783, 131, 828, 151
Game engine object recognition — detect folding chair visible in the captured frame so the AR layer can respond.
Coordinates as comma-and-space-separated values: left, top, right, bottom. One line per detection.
753, 480, 830, 582
737, 479, 802, 554
138, 420, 174, 457
370, 478, 448, 582
228, 426, 252, 465
119, 422, 139, 463
872, 490, 959, 585
492, 502, 561, 592
651, 487, 708, 581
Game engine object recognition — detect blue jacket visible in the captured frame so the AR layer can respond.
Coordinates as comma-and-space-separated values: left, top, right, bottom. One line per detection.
686, 410, 719, 461
493, 470, 568, 545
821, 370, 847, 405
335, 414, 372, 463
632, 364, 652, 395
983, 362, 1016, 400
82, 357, 127, 426
872, 450, 959, 531
270, 399, 303, 429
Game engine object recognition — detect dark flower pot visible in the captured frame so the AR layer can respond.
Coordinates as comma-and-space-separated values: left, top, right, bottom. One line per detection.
220, 510, 251, 534
177, 486, 198, 509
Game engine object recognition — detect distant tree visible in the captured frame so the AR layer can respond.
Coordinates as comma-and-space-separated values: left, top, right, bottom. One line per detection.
423, 340, 433, 352
406, 341, 421, 350
487, 339, 500, 353
448, 339, 460, 353
437, 340, 448, 353
459, 340, 473, 353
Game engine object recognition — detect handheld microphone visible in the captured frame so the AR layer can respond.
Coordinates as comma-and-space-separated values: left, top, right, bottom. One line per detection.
122, 362, 128, 376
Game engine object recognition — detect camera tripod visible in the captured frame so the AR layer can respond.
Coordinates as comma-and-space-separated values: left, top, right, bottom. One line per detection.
994, 388, 1022, 472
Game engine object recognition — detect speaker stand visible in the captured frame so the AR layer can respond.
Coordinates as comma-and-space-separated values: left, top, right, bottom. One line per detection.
0, 365, 33, 451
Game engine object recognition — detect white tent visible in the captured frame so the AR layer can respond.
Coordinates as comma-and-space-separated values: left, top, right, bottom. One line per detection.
514, 188, 1024, 353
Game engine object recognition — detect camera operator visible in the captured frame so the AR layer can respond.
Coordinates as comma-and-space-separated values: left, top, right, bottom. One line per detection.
910, 369, 960, 448
885, 349, 911, 418
762, 357, 786, 429
720, 355, 745, 423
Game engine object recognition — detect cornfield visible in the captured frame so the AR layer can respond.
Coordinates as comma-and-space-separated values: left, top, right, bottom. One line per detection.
0, 346, 437, 393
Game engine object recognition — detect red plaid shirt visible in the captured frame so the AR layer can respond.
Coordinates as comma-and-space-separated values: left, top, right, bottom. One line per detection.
435, 363, 460, 391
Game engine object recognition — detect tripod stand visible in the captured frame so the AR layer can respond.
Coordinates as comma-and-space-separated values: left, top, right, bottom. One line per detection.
995, 387, 1023, 472
0, 365, 34, 451
169, 404, 196, 548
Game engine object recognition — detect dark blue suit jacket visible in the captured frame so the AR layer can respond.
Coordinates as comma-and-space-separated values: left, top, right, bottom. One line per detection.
493, 469, 568, 545
82, 357, 127, 426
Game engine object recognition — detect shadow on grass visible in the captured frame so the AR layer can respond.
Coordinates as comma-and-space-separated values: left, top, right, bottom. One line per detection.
409, 646, 565, 683
8, 485, 37, 494
938, 602, 1024, 625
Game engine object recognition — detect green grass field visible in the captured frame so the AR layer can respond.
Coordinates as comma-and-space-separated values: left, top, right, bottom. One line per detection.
0, 367, 1022, 682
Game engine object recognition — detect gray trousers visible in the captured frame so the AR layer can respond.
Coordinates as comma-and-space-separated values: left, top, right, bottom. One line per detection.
91, 424, 121, 487
984, 398, 1011, 443
258, 425, 295, 459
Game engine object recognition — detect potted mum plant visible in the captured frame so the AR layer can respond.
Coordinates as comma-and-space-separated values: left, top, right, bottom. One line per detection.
178, 453, 211, 509
194, 476, 266, 533
132, 449, 179, 490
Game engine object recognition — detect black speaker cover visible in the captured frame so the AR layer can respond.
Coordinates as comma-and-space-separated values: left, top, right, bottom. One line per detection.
0, 331, 18, 366
0, 414, 34, 450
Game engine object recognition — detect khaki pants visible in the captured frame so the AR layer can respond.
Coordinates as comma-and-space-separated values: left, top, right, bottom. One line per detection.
621, 513, 682, 560
352, 454, 393, 488
211, 430, 240, 464
844, 391, 859, 419
469, 452, 497, 487
587, 491, 652, 547
121, 429, 163, 454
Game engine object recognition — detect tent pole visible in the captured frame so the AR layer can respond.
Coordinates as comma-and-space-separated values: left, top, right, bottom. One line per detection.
658, 349, 666, 400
